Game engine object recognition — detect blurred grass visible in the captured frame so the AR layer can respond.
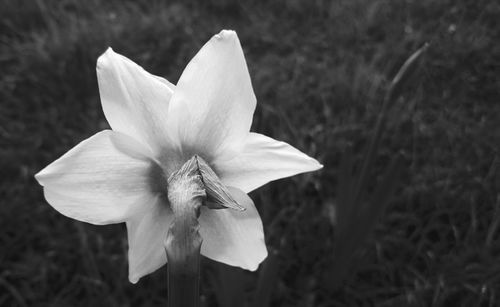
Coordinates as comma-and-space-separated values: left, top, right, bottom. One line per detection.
1, 0, 499, 306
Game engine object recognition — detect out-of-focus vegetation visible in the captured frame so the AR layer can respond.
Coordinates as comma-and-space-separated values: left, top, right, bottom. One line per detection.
1, 0, 499, 306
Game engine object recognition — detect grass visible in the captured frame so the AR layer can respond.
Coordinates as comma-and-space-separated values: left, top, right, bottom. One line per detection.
1, 0, 499, 306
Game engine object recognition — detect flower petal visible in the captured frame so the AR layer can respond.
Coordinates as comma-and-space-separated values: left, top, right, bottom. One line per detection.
126, 197, 172, 283
96, 48, 177, 155
35, 130, 158, 225
167, 30, 256, 161
214, 133, 323, 193
199, 187, 267, 270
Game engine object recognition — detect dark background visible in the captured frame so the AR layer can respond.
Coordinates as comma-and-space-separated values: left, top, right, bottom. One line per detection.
1, 0, 499, 306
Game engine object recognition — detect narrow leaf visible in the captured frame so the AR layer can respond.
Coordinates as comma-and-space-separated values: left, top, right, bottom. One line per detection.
335, 146, 354, 233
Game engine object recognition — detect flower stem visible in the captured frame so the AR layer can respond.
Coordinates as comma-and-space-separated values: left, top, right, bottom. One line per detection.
165, 157, 206, 307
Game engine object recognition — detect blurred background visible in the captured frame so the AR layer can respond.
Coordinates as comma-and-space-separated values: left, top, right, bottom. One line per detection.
1, 0, 499, 306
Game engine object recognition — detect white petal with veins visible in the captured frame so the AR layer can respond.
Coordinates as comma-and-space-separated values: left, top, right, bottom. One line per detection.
214, 132, 323, 193
97, 48, 177, 155
168, 30, 256, 161
199, 187, 267, 271
35, 130, 157, 225
126, 196, 172, 283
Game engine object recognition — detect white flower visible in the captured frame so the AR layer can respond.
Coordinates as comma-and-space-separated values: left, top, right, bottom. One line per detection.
35, 30, 322, 283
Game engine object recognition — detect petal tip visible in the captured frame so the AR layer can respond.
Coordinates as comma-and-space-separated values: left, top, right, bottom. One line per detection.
306, 156, 323, 172
246, 244, 268, 271
128, 274, 139, 284
315, 161, 324, 170
34, 170, 44, 185
34, 167, 50, 186
214, 29, 237, 42
96, 47, 116, 70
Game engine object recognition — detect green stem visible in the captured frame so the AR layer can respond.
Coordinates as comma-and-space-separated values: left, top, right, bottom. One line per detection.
164, 155, 243, 306
165, 158, 206, 307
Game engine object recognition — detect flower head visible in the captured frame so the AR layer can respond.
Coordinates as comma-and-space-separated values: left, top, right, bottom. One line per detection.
35, 30, 322, 283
